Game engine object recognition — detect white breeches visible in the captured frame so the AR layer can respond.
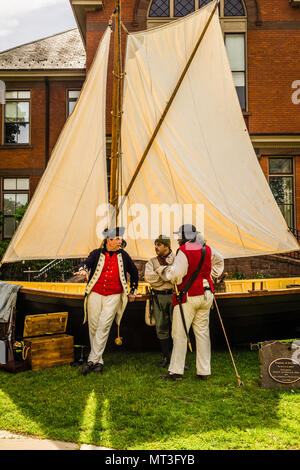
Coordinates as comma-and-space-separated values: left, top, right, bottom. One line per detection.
87, 291, 122, 364
169, 292, 214, 376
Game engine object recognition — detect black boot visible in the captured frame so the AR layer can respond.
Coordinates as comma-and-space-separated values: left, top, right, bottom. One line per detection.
81, 361, 94, 376
158, 339, 170, 368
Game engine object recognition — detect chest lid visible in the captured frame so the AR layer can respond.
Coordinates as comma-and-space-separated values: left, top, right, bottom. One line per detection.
23, 312, 69, 338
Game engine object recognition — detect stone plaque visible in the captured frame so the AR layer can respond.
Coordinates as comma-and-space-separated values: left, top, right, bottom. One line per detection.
268, 357, 300, 384
259, 340, 300, 389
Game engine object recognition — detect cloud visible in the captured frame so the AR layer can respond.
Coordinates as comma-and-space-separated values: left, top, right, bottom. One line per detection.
1, 0, 64, 17
0, 19, 19, 38
0, 1, 76, 51
0, 0, 66, 39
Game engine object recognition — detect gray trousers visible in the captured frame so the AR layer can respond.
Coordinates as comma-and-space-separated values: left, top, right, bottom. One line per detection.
152, 293, 173, 340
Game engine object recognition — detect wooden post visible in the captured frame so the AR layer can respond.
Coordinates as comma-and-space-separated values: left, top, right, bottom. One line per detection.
110, 0, 122, 216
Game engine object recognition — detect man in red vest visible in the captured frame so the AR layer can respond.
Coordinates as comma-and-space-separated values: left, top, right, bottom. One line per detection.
74, 227, 138, 375
157, 224, 224, 381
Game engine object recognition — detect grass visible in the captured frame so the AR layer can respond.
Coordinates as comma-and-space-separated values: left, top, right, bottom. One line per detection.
0, 349, 299, 450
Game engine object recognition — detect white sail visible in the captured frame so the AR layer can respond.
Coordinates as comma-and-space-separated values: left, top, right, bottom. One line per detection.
120, 1, 299, 259
1, 28, 111, 263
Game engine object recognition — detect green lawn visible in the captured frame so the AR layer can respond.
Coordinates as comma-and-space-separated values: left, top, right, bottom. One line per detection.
0, 349, 299, 450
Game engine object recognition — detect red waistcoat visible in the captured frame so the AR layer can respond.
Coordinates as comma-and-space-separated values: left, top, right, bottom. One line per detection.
92, 252, 123, 296
172, 243, 214, 306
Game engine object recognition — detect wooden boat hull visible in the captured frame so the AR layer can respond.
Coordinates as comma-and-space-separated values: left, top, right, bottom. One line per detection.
211, 289, 300, 347
6, 279, 300, 350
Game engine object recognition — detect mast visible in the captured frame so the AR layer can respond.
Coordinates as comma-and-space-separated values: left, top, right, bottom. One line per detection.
109, 0, 122, 223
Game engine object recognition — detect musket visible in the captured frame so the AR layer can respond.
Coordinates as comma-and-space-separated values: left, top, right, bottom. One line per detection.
174, 283, 193, 353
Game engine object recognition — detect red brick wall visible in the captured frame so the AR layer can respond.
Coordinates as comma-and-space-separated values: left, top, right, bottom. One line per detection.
248, 30, 300, 134
224, 254, 300, 278
260, 0, 300, 21
49, 84, 66, 155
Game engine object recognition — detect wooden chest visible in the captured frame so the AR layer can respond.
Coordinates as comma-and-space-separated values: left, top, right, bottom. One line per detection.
23, 312, 74, 371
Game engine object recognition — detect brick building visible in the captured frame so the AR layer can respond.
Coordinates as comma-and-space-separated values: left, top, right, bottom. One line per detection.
0, 28, 85, 239
0, 0, 300, 276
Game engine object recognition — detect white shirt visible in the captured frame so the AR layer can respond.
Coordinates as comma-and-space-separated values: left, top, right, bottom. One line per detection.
155, 244, 224, 286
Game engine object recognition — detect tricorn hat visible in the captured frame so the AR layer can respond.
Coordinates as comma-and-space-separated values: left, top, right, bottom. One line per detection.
102, 226, 125, 239
173, 224, 199, 240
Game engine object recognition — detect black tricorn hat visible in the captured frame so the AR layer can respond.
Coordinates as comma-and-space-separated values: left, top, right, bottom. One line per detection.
102, 226, 125, 239
173, 224, 199, 240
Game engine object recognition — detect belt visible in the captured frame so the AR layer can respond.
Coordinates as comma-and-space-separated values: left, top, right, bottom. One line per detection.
204, 287, 212, 292
152, 289, 173, 295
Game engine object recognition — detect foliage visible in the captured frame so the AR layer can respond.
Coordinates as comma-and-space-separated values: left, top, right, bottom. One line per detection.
254, 272, 272, 279
0, 258, 81, 282
0, 240, 10, 260
14, 203, 28, 224
0, 350, 299, 450
231, 269, 246, 280
231, 269, 273, 280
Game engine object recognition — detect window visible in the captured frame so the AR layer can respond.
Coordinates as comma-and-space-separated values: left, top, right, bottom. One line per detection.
149, 0, 170, 16
225, 33, 246, 109
67, 90, 80, 116
2, 178, 29, 239
174, 0, 195, 16
147, 0, 247, 110
148, 0, 245, 18
4, 91, 30, 144
269, 158, 294, 230
224, 0, 245, 16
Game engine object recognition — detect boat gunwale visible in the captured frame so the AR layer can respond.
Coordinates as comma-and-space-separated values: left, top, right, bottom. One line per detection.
215, 287, 300, 299
18, 287, 148, 301
18, 286, 300, 301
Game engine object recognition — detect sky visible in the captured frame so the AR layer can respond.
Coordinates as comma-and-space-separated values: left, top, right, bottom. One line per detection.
0, 0, 77, 52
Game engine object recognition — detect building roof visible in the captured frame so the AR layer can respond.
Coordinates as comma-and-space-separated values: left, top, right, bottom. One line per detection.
0, 29, 86, 70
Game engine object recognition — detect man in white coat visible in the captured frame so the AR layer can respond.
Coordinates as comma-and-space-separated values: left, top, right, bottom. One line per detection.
74, 227, 138, 375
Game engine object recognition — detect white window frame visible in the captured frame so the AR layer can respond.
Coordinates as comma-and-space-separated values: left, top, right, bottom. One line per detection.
3, 90, 31, 145
1, 177, 30, 239
66, 89, 81, 117
268, 157, 296, 231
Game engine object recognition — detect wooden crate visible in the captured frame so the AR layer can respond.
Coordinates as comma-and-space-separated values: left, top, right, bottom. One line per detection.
23, 312, 74, 370
23, 312, 69, 337
24, 334, 74, 371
